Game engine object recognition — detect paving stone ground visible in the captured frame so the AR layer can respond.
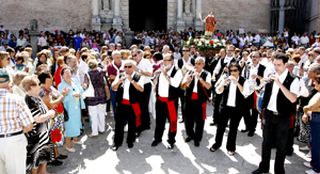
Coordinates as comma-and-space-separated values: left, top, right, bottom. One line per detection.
48, 103, 309, 174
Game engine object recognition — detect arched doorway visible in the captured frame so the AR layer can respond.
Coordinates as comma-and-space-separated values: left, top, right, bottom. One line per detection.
129, 0, 167, 31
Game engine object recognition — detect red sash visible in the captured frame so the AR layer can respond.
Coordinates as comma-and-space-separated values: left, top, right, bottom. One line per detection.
191, 92, 198, 100
121, 99, 141, 127
253, 91, 258, 109
157, 96, 177, 132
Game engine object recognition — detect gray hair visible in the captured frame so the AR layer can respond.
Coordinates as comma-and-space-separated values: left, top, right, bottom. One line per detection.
195, 56, 206, 64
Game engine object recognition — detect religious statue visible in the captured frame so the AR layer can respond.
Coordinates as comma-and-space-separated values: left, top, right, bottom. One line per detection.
200, 12, 217, 37
184, 0, 192, 14
102, 0, 110, 10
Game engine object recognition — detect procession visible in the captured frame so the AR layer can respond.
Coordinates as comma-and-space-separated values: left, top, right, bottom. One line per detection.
1, 1, 320, 173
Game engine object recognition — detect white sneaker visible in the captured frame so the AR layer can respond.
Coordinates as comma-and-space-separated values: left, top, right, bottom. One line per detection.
305, 169, 320, 174
300, 145, 310, 151
306, 151, 312, 158
304, 162, 312, 168
73, 140, 83, 145
65, 146, 76, 153
88, 134, 98, 138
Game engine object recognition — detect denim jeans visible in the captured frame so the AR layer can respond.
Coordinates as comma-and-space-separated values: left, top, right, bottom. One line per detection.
310, 112, 320, 173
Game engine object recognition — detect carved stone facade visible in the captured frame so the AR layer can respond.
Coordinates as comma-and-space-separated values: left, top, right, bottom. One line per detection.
3, 0, 316, 33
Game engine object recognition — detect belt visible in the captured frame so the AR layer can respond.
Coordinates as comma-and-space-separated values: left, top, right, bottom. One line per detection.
0, 130, 23, 138
267, 109, 279, 116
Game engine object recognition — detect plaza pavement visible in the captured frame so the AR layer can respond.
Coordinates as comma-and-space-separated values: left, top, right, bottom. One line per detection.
49, 102, 309, 174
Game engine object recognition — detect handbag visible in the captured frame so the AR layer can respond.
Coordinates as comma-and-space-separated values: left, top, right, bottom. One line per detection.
63, 106, 69, 122
82, 73, 95, 99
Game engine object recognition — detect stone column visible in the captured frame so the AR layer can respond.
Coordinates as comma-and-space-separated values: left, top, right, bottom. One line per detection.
176, 0, 185, 31
194, 0, 203, 31
91, 0, 101, 31
278, 0, 285, 32
112, 0, 123, 30
29, 19, 39, 59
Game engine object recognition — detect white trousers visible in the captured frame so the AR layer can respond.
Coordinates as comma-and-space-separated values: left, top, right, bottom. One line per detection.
88, 104, 106, 135
0, 134, 27, 174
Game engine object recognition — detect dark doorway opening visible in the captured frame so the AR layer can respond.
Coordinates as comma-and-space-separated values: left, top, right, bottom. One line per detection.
129, 0, 167, 31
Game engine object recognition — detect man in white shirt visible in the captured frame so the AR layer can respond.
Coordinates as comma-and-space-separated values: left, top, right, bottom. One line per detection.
151, 53, 183, 149
253, 53, 299, 174
181, 57, 211, 147
132, 49, 153, 135
111, 60, 144, 151
291, 33, 300, 47
300, 32, 310, 47
37, 31, 48, 50
241, 51, 271, 137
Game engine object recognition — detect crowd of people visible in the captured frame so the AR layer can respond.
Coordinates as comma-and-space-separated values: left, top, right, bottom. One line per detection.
0, 25, 320, 174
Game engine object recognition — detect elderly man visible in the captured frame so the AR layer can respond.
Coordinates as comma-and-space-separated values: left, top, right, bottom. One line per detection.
111, 59, 144, 151
181, 57, 211, 147
0, 69, 34, 174
132, 48, 153, 135
107, 50, 123, 115
151, 53, 183, 149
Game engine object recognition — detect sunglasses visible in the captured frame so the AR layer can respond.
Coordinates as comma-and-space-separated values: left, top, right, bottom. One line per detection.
124, 65, 132, 68
195, 62, 202, 65
163, 59, 172, 61
182, 50, 190, 52
229, 69, 239, 72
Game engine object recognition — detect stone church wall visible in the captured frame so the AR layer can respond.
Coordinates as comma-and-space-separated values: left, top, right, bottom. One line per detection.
0, 0, 91, 32
201, 0, 270, 33
0, 0, 272, 33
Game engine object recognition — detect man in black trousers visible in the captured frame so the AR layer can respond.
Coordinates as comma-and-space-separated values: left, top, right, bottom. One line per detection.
111, 60, 144, 151
252, 53, 300, 174
181, 57, 211, 147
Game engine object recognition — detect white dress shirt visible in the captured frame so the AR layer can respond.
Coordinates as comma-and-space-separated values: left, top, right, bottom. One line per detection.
226, 77, 240, 107
136, 58, 153, 84
112, 72, 144, 100
158, 67, 183, 98
214, 56, 234, 75
267, 69, 300, 112
192, 70, 212, 93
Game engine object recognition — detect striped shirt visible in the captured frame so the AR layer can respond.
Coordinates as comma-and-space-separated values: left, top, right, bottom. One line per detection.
0, 89, 34, 134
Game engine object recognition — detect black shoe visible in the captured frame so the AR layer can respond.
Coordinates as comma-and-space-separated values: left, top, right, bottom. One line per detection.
57, 154, 68, 160
209, 144, 219, 152
247, 132, 255, 137
252, 168, 269, 174
185, 137, 193, 142
48, 159, 63, 166
194, 141, 200, 147
111, 145, 120, 151
286, 149, 293, 156
167, 143, 174, 149
209, 147, 217, 152
128, 143, 134, 148
179, 119, 184, 123
151, 140, 160, 147
136, 131, 142, 137
98, 131, 105, 134
241, 129, 249, 133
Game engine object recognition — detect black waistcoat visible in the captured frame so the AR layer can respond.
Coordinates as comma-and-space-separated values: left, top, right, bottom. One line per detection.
262, 72, 296, 116
186, 70, 211, 102
116, 73, 142, 104
155, 67, 182, 100
221, 76, 245, 108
